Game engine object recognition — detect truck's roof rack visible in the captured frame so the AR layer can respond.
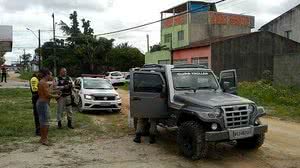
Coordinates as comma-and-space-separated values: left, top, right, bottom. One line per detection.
173, 64, 208, 69
142, 64, 164, 68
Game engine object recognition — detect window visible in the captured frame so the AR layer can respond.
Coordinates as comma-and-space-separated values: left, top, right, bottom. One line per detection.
174, 59, 188, 65
158, 59, 171, 65
192, 57, 209, 67
172, 71, 218, 91
164, 33, 172, 43
285, 30, 292, 39
111, 72, 123, 77
134, 73, 163, 93
83, 79, 113, 90
178, 30, 184, 41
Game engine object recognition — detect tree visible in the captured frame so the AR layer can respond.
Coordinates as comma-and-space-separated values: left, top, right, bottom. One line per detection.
39, 11, 145, 76
150, 43, 168, 52
0, 52, 5, 65
20, 53, 31, 70
108, 43, 144, 71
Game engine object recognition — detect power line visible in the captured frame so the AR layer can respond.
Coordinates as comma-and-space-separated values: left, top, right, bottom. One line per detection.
94, 0, 226, 36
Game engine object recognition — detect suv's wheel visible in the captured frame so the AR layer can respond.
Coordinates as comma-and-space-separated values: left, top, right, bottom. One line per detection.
236, 133, 265, 149
177, 121, 208, 160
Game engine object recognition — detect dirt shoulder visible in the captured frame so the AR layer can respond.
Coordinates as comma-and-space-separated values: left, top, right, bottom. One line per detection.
0, 89, 299, 168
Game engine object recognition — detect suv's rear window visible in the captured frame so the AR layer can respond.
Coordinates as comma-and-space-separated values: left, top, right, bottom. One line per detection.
111, 72, 122, 76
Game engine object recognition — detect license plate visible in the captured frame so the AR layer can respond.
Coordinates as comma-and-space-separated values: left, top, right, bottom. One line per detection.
99, 102, 111, 106
229, 127, 254, 140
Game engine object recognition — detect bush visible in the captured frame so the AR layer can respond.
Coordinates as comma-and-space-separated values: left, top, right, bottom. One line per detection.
19, 70, 33, 81
239, 81, 300, 106
238, 81, 300, 121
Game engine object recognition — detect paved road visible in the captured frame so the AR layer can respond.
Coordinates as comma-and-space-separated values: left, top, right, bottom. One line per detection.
0, 72, 29, 89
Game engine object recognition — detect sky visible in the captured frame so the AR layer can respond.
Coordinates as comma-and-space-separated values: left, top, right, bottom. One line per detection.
1, 0, 300, 64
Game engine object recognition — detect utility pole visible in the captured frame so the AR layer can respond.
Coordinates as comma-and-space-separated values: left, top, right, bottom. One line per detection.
146, 34, 150, 52
52, 13, 57, 76
38, 29, 41, 70
170, 36, 173, 65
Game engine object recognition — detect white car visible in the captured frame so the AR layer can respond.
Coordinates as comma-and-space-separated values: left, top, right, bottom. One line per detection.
73, 77, 122, 112
105, 71, 126, 85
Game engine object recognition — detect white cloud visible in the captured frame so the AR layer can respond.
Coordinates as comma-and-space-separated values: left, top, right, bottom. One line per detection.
1, 0, 300, 64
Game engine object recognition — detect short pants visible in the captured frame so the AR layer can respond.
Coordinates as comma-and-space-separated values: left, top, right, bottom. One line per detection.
37, 100, 50, 126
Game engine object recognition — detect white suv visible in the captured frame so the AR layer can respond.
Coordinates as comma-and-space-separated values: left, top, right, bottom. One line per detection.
105, 71, 126, 85
73, 77, 122, 112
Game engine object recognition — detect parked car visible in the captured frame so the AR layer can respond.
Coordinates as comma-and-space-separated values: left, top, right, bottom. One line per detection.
129, 64, 268, 160
105, 71, 126, 85
73, 77, 122, 112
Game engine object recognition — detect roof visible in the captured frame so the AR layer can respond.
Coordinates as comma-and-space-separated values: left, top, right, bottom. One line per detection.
161, 1, 215, 13
260, 3, 300, 29
174, 31, 300, 51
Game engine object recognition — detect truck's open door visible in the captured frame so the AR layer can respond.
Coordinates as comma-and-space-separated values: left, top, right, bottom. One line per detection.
219, 69, 238, 95
130, 71, 168, 118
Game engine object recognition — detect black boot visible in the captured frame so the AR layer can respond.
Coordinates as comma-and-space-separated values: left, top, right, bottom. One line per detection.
133, 133, 141, 143
149, 135, 156, 144
58, 121, 62, 129
68, 120, 74, 129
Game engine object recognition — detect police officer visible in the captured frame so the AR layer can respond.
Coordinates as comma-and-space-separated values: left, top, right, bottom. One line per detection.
30, 72, 40, 136
133, 118, 157, 144
55, 68, 74, 129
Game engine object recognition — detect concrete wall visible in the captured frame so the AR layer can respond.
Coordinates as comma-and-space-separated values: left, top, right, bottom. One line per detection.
273, 53, 300, 87
173, 46, 211, 67
145, 50, 171, 64
260, 5, 300, 43
161, 24, 189, 49
189, 12, 254, 44
211, 31, 300, 81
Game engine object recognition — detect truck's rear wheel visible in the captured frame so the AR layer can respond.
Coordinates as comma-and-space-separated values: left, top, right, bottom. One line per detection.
177, 121, 208, 160
236, 133, 265, 149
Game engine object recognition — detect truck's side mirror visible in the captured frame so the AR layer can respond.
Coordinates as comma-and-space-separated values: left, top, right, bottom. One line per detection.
219, 70, 238, 95
223, 81, 231, 92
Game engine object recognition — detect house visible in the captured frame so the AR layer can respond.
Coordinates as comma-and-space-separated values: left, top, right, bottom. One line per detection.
260, 3, 300, 43
145, 1, 300, 82
0, 25, 13, 52
146, 1, 254, 65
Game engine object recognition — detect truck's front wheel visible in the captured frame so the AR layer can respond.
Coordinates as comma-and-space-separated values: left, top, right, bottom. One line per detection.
177, 121, 208, 160
236, 134, 265, 149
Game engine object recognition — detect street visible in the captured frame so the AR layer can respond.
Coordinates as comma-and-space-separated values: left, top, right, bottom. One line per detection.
0, 72, 29, 89
0, 88, 299, 168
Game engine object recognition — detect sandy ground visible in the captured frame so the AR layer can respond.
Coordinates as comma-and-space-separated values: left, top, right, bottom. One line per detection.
0, 89, 300, 168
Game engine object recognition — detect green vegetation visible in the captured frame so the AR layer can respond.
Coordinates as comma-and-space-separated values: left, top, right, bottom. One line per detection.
119, 82, 129, 91
19, 70, 33, 80
239, 81, 300, 122
40, 11, 144, 76
0, 88, 130, 144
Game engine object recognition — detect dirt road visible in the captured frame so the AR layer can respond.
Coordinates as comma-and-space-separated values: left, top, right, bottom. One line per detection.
0, 89, 299, 168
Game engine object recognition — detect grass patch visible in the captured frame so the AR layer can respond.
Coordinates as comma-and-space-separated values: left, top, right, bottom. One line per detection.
238, 81, 300, 122
19, 71, 33, 81
0, 88, 110, 144
118, 82, 129, 91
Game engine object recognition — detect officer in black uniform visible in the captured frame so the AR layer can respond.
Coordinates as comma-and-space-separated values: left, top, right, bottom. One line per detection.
30, 72, 40, 136
55, 68, 74, 129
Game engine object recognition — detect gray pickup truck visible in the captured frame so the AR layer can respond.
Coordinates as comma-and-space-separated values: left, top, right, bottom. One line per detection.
129, 64, 268, 160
